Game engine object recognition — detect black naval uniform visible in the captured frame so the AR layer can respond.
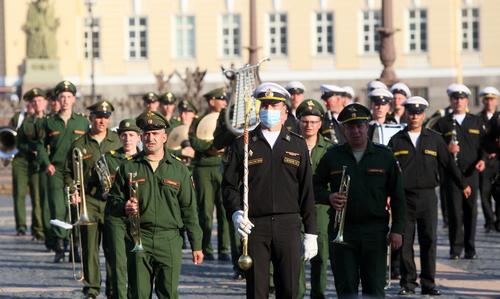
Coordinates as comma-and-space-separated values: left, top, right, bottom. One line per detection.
222, 125, 316, 299
321, 111, 345, 145
477, 110, 500, 231
483, 114, 500, 231
388, 128, 466, 291
433, 114, 486, 258
368, 114, 398, 142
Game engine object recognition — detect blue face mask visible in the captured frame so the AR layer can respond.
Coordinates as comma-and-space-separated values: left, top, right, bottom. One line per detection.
259, 109, 282, 128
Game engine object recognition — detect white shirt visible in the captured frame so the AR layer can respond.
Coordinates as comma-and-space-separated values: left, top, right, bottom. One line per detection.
487, 112, 494, 120
408, 131, 421, 148
453, 113, 466, 125
262, 129, 281, 149
352, 149, 365, 163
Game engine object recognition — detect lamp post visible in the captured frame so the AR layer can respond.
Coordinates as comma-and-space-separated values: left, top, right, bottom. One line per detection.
248, 0, 258, 65
378, 0, 398, 85
85, 0, 96, 101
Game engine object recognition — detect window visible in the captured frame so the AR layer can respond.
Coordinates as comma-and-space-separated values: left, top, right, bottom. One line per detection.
408, 9, 427, 52
268, 13, 287, 56
84, 18, 100, 59
362, 10, 381, 54
175, 15, 195, 58
409, 87, 428, 100
315, 12, 334, 55
461, 8, 479, 51
221, 14, 241, 57
128, 17, 148, 59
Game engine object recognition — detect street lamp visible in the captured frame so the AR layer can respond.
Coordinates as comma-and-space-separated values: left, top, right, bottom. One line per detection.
85, 0, 96, 101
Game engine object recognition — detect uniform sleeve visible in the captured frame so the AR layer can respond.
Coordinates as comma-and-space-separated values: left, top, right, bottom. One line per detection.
436, 135, 466, 189
34, 117, 50, 170
387, 155, 406, 234
213, 109, 238, 150
297, 141, 316, 235
188, 118, 213, 152
63, 143, 75, 189
222, 140, 243, 217
477, 119, 487, 162
482, 116, 500, 154
178, 168, 202, 251
106, 163, 128, 217
313, 152, 332, 205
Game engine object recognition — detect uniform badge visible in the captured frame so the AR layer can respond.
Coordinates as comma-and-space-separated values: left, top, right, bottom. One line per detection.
265, 88, 274, 97
101, 101, 109, 112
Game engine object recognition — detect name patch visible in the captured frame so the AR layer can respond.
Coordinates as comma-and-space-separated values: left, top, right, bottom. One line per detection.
163, 179, 180, 189
74, 130, 86, 135
248, 158, 263, 166
285, 151, 300, 157
283, 157, 300, 167
424, 149, 437, 156
330, 170, 343, 175
468, 129, 480, 135
367, 168, 385, 174
394, 150, 409, 156
48, 131, 60, 137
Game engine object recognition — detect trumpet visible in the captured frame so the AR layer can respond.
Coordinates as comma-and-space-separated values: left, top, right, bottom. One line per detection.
95, 154, 112, 193
128, 172, 143, 252
451, 121, 459, 163
333, 166, 350, 244
72, 148, 95, 225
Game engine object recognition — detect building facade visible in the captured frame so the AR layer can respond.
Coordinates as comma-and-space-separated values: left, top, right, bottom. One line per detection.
0, 0, 499, 112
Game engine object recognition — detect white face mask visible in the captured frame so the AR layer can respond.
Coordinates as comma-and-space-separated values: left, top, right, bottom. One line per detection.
259, 109, 281, 128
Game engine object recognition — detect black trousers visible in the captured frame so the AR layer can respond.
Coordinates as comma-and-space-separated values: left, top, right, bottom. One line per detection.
479, 158, 498, 227
445, 172, 478, 257
246, 214, 301, 299
400, 189, 437, 290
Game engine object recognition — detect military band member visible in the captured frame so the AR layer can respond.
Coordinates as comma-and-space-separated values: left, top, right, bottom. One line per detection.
65, 100, 121, 299
432, 83, 486, 260
159, 91, 181, 129
295, 99, 332, 299
172, 100, 197, 164
46, 88, 61, 114
10, 88, 46, 238
367, 80, 388, 92
223, 82, 317, 299
320, 84, 346, 145
390, 82, 411, 124
142, 92, 160, 113
103, 119, 142, 299
388, 97, 471, 296
477, 87, 500, 233
314, 103, 405, 298
368, 88, 398, 143
189, 88, 230, 261
35, 80, 90, 263
285, 81, 306, 118
107, 111, 203, 299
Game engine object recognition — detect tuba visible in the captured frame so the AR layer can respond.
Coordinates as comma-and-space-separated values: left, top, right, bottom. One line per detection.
333, 166, 350, 244
0, 127, 18, 165
128, 172, 143, 252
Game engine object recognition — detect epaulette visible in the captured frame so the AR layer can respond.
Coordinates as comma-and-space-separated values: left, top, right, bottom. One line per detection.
289, 131, 304, 140
171, 153, 182, 162
110, 150, 117, 156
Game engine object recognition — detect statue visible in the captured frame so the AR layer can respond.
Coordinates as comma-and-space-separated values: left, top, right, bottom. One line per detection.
23, 0, 60, 59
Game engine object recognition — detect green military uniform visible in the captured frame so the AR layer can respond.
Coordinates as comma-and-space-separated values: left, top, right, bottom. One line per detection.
10, 89, 45, 238
189, 88, 230, 260
107, 111, 202, 299
313, 103, 405, 298
103, 119, 141, 299
169, 100, 198, 167
64, 100, 121, 298
294, 99, 333, 299
159, 92, 181, 131
35, 81, 90, 261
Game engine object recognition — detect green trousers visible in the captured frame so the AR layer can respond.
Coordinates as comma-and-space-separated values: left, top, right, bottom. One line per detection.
104, 213, 130, 299
39, 171, 56, 250
47, 168, 68, 239
129, 230, 183, 299
80, 196, 112, 298
193, 165, 229, 255
330, 233, 387, 298
12, 155, 43, 237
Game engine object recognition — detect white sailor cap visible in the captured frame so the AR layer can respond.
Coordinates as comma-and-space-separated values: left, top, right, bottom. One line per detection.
254, 82, 290, 102
446, 83, 471, 98
403, 96, 429, 113
479, 86, 500, 98
342, 86, 355, 98
390, 82, 412, 97
285, 81, 305, 94
367, 80, 388, 92
320, 84, 345, 99
368, 88, 393, 104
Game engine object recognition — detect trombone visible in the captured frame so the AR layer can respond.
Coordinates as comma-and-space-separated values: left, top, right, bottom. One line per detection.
128, 172, 143, 252
66, 186, 84, 281
72, 148, 95, 225
333, 166, 350, 244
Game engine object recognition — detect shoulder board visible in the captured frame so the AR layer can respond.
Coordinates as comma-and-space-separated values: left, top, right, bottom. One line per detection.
171, 153, 182, 162
110, 150, 117, 156
289, 131, 304, 140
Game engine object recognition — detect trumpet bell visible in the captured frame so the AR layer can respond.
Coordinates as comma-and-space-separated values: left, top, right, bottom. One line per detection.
77, 214, 96, 226
0, 127, 18, 164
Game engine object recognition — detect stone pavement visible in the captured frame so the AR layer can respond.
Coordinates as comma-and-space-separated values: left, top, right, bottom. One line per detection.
0, 194, 499, 298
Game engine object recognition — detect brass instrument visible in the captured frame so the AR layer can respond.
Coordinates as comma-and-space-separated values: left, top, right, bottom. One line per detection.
95, 154, 112, 193
451, 121, 459, 163
128, 172, 143, 252
66, 186, 84, 281
72, 148, 95, 225
333, 166, 350, 244
0, 127, 18, 166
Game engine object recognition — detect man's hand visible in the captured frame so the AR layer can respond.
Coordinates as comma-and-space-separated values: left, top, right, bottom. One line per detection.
329, 192, 346, 211
124, 197, 139, 216
303, 234, 318, 261
389, 233, 403, 250
475, 160, 485, 172
463, 185, 472, 199
46, 164, 56, 176
192, 250, 204, 265
232, 210, 254, 238
448, 143, 460, 155
70, 190, 81, 205
206, 146, 225, 156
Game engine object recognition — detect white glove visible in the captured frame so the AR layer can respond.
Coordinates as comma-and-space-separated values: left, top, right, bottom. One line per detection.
303, 233, 318, 261
232, 210, 254, 238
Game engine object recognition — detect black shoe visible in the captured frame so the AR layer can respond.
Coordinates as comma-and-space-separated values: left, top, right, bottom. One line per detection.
398, 288, 415, 295
391, 271, 401, 280
53, 251, 65, 263
218, 253, 231, 262
16, 230, 26, 236
204, 253, 215, 261
464, 254, 477, 260
449, 254, 460, 260
422, 287, 441, 296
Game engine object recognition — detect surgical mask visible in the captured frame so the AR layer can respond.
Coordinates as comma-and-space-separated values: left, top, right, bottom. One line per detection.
259, 108, 281, 128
